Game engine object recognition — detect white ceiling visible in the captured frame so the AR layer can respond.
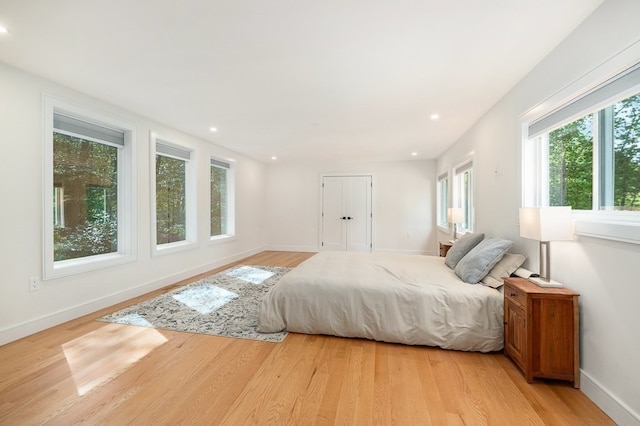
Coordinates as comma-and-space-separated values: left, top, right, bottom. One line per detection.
0, 0, 603, 163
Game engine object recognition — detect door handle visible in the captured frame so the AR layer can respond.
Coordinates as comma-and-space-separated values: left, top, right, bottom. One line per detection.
347, 216, 353, 220
340, 216, 346, 220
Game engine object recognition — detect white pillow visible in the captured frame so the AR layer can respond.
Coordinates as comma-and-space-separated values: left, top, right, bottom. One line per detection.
481, 253, 526, 288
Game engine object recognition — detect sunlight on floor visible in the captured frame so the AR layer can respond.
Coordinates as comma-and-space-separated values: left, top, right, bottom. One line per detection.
62, 323, 167, 396
226, 266, 274, 284
172, 284, 238, 314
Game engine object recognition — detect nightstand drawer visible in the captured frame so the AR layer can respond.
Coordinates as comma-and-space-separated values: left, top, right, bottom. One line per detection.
504, 284, 527, 308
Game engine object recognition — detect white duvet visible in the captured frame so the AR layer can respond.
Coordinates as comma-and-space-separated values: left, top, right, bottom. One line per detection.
258, 251, 504, 352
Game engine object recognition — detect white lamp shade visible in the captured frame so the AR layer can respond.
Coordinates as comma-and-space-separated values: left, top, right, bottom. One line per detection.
447, 207, 464, 224
519, 207, 574, 241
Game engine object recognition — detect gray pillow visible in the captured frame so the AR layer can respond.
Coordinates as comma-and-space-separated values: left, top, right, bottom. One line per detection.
454, 238, 513, 284
444, 233, 485, 269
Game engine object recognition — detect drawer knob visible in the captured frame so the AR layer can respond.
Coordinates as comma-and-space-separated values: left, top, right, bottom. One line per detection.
510, 293, 517, 297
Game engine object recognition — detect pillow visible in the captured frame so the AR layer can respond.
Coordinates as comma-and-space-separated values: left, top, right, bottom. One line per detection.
480, 253, 526, 288
444, 233, 485, 269
454, 238, 513, 284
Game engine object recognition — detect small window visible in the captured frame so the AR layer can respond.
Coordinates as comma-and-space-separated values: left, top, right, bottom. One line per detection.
210, 158, 235, 240
44, 97, 135, 279
153, 137, 196, 251
454, 161, 474, 233
437, 173, 449, 228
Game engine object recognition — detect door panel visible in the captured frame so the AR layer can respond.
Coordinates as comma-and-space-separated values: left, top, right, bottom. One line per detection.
321, 175, 372, 252
321, 177, 347, 251
346, 176, 372, 252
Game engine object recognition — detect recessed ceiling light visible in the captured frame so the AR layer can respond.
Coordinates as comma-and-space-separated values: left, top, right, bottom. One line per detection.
271, 156, 277, 160
0, 26, 8, 34
209, 127, 217, 132
430, 114, 439, 120
411, 152, 418, 156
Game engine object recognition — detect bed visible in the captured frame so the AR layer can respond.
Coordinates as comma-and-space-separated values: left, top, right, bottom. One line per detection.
257, 250, 505, 352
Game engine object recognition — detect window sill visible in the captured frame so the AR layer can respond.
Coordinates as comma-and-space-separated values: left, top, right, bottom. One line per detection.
210, 234, 236, 245
47, 252, 136, 280
436, 224, 449, 234
573, 212, 640, 245
153, 240, 197, 257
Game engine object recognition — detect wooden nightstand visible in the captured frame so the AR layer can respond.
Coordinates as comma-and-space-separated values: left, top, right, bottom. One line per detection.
503, 277, 580, 388
439, 241, 453, 257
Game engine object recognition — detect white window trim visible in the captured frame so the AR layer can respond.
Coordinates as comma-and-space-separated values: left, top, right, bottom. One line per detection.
209, 156, 236, 244
436, 172, 449, 233
150, 132, 197, 256
453, 159, 474, 235
43, 96, 137, 279
521, 47, 640, 245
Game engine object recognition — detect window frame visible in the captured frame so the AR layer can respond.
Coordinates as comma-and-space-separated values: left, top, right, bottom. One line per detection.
150, 133, 197, 255
209, 157, 236, 243
522, 60, 640, 245
43, 96, 137, 279
436, 172, 449, 231
453, 159, 474, 234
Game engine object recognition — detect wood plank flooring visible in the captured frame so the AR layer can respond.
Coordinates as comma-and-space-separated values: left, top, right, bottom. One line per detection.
0, 251, 613, 425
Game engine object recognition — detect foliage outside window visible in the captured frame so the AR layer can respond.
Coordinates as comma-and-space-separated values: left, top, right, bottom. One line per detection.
210, 161, 229, 237
454, 162, 474, 233
526, 92, 640, 212
437, 174, 448, 228
155, 152, 187, 245
53, 132, 118, 261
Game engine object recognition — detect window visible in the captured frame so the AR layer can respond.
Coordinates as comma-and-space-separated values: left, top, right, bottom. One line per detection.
523, 63, 640, 244
210, 158, 234, 239
153, 137, 195, 251
524, 64, 640, 213
436, 173, 449, 228
44, 97, 135, 278
454, 161, 474, 233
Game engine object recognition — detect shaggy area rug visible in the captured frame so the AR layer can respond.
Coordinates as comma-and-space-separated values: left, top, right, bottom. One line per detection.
99, 265, 291, 342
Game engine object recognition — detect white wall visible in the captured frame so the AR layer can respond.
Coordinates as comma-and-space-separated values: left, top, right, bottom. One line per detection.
0, 62, 267, 345
265, 160, 437, 254
436, 1, 640, 424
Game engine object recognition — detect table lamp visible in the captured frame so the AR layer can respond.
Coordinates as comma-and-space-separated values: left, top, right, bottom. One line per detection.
519, 206, 573, 287
447, 207, 464, 240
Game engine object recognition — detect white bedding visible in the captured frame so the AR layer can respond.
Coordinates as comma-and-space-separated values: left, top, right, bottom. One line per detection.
258, 251, 504, 352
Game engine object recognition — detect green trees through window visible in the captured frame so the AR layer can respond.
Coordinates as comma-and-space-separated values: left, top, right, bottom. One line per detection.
210, 164, 228, 236
155, 154, 187, 244
612, 94, 640, 210
53, 133, 118, 261
549, 115, 593, 209
547, 93, 640, 211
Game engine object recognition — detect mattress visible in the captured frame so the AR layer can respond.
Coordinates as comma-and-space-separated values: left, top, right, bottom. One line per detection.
257, 251, 504, 352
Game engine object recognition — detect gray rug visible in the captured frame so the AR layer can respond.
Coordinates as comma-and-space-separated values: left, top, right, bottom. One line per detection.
98, 265, 291, 342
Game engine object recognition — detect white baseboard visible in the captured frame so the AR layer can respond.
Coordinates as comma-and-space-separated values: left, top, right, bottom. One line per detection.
264, 245, 319, 252
581, 369, 640, 426
0, 246, 265, 346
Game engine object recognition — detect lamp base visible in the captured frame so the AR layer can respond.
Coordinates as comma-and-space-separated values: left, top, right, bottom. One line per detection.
528, 276, 563, 288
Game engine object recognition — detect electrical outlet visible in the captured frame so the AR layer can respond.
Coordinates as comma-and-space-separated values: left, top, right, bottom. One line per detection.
29, 276, 40, 291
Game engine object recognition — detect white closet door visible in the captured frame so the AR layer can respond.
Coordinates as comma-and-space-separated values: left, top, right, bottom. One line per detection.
346, 175, 372, 252
321, 175, 372, 252
321, 177, 347, 250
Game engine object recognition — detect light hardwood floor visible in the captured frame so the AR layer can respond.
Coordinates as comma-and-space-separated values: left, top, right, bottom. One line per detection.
0, 251, 613, 425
